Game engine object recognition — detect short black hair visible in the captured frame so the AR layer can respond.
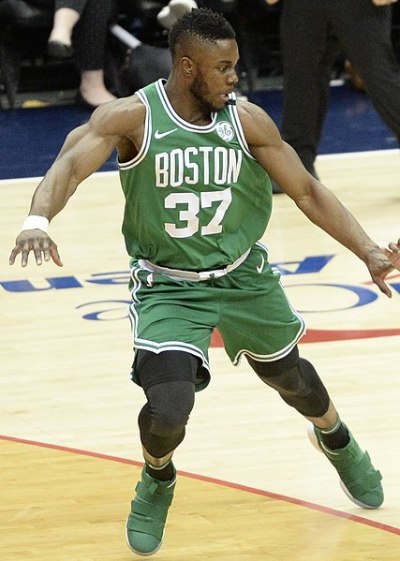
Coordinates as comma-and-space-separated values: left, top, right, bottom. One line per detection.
168, 7, 236, 58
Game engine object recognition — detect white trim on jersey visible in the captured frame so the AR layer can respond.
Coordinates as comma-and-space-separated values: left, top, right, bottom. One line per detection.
128, 265, 211, 374
227, 92, 257, 160
155, 79, 219, 133
118, 89, 152, 170
233, 316, 306, 366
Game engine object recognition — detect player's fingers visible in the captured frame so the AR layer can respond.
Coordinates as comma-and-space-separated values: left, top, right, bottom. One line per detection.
9, 246, 21, 265
33, 239, 43, 265
20, 248, 30, 267
381, 247, 391, 258
388, 241, 400, 253
382, 246, 400, 270
373, 275, 392, 298
16, 237, 36, 267
43, 246, 51, 262
49, 243, 63, 267
389, 252, 400, 270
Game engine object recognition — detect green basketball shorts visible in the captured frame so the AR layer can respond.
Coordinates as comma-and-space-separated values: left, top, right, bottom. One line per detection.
128, 243, 306, 391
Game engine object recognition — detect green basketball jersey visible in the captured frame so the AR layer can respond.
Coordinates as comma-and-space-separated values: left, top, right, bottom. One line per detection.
119, 79, 272, 270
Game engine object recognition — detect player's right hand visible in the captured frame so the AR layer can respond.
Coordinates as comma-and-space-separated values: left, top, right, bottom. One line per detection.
9, 229, 63, 268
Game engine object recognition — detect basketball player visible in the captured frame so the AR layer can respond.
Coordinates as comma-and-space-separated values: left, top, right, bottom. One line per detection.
9, 8, 400, 557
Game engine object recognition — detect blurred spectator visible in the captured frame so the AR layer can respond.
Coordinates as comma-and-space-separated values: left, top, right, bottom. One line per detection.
48, 0, 116, 108
265, 0, 400, 181
157, 0, 198, 30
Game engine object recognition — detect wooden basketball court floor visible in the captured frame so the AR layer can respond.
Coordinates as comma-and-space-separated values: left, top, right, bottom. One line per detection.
1, 150, 399, 560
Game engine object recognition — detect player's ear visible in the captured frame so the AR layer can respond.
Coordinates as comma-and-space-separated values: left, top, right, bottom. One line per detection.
182, 57, 194, 78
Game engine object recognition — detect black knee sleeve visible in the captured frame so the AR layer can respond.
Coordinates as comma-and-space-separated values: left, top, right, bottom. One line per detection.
136, 351, 197, 457
135, 349, 200, 390
247, 347, 330, 417
138, 380, 195, 457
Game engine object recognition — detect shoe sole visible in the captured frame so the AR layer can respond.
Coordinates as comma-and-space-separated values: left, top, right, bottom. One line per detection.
307, 424, 379, 510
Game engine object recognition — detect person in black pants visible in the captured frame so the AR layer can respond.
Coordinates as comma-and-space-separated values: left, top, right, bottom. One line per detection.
266, 0, 400, 181
48, 0, 116, 108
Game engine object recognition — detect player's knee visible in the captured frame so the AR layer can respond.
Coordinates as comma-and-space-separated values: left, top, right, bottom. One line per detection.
247, 346, 300, 388
146, 380, 195, 437
248, 349, 315, 396
247, 348, 329, 416
135, 349, 197, 438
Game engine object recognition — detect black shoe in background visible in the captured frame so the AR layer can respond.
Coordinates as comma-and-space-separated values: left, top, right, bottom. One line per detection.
48, 41, 73, 60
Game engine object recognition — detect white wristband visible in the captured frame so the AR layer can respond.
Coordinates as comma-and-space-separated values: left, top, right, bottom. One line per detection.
21, 215, 49, 233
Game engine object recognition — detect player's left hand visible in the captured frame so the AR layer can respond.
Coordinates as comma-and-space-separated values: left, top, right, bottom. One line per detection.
367, 240, 400, 298
381, 239, 400, 270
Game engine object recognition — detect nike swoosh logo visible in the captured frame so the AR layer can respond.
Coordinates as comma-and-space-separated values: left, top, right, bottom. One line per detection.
256, 254, 265, 274
154, 128, 177, 140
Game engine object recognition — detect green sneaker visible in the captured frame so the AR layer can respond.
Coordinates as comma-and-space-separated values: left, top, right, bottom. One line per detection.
308, 424, 383, 509
126, 466, 176, 556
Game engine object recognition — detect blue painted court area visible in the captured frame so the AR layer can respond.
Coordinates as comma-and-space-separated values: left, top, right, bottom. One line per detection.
0, 84, 397, 180
0, 104, 118, 180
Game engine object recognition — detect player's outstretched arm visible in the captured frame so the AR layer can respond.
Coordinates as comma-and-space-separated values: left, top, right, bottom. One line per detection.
9, 97, 144, 268
237, 100, 399, 297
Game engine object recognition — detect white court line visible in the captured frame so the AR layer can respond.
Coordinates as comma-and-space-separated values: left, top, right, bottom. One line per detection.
318, 148, 399, 160
0, 170, 118, 185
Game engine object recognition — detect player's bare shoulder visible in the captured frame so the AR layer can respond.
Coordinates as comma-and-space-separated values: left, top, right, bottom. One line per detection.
236, 98, 280, 148
86, 94, 147, 160
89, 94, 146, 140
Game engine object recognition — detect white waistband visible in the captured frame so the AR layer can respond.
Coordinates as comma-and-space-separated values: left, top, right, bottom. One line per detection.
138, 248, 251, 282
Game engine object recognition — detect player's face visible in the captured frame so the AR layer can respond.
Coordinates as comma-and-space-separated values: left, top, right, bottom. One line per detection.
189, 39, 239, 112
